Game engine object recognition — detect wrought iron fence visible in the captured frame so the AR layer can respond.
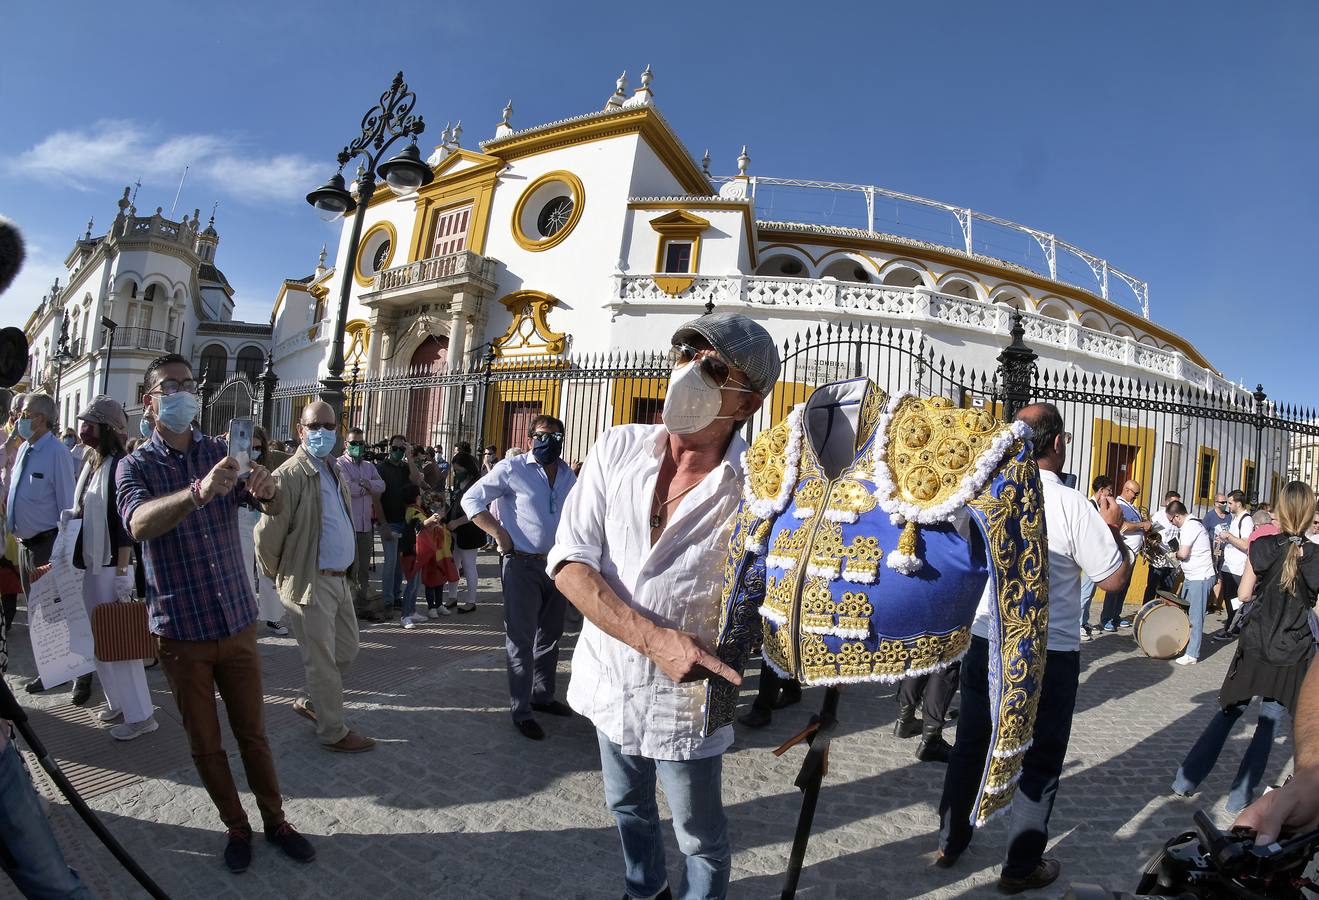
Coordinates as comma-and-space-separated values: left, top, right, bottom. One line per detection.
236, 313, 1316, 511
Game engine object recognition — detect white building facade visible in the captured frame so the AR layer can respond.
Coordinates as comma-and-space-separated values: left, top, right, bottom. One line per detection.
271, 67, 1293, 513
20, 188, 271, 432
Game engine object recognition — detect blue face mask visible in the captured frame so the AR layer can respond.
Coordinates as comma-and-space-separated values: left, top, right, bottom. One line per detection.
303, 428, 336, 459
139, 417, 153, 439
530, 434, 563, 467
16, 418, 33, 441
156, 392, 199, 433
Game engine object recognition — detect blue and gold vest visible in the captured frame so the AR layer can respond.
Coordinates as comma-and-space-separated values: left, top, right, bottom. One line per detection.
704, 378, 1049, 826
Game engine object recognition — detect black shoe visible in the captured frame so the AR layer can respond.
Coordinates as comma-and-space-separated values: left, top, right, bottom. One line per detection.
530, 700, 574, 717
24, 678, 47, 694
223, 825, 253, 873
934, 848, 961, 869
71, 674, 93, 706
265, 821, 316, 863
737, 706, 772, 729
997, 858, 1060, 894
916, 721, 953, 763
772, 684, 803, 710
1211, 629, 1236, 642
515, 719, 545, 740
893, 704, 923, 739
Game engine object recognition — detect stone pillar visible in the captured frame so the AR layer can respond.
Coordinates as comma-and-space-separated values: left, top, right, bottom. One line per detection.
440, 292, 476, 451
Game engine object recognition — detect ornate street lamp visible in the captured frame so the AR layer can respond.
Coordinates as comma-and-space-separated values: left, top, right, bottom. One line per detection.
306, 71, 433, 428
100, 315, 118, 394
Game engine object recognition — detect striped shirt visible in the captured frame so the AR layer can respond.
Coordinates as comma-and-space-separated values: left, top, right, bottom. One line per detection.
116, 429, 259, 641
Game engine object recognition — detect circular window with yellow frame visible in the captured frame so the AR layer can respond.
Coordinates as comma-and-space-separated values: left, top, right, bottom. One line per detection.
512, 171, 585, 252
354, 221, 398, 287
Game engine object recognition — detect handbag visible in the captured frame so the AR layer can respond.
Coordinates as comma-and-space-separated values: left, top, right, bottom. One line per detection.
91, 601, 157, 662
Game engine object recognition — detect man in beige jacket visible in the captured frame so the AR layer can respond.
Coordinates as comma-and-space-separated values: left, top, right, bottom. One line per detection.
256, 400, 374, 753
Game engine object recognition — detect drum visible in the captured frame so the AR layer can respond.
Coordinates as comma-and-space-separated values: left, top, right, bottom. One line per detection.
1156, 589, 1189, 609
1134, 599, 1191, 659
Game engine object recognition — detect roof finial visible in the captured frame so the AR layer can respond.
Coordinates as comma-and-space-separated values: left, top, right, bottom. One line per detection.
316, 243, 328, 275
737, 145, 750, 178
495, 100, 515, 139
623, 65, 654, 108
605, 71, 627, 110
84, 218, 93, 240
130, 177, 141, 205
441, 121, 452, 145
701, 149, 711, 177
451, 120, 462, 147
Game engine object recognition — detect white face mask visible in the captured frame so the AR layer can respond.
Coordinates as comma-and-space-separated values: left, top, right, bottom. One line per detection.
661, 361, 753, 435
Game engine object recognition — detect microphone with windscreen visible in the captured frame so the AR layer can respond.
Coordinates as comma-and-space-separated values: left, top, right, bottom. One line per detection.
0, 216, 31, 389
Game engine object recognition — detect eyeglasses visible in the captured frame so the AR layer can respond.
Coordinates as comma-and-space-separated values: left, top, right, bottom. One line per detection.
668, 343, 742, 389
348, 441, 365, 448
152, 379, 198, 396
302, 422, 336, 431
530, 432, 564, 445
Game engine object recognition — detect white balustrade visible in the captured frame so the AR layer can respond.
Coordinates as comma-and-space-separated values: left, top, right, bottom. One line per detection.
372, 250, 493, 293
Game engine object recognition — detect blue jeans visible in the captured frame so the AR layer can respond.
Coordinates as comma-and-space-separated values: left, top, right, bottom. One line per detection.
399, 572, 420, 618
597, 731, 730, 900
0, 740, 94, 900
379, 524, 403, 607
1079, 575, 1097, 630
1172, 698, 1286, 813
1182, 577, 1213, 660
939, 636, 1081, 878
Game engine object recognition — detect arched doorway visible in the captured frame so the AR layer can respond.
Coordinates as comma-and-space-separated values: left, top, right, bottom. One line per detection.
406, 335, 449, 447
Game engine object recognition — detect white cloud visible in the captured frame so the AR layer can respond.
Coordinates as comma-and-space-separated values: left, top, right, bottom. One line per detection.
0, 241, 66, 331
7, 119, 319, 204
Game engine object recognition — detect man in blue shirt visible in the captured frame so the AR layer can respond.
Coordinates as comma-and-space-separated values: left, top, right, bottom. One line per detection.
5, 393, 83, 700
256, 401, 374, 754
463, 415, 577, 740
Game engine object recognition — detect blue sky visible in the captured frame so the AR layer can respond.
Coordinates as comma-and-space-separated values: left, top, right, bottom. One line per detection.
2, 2, 1315, 405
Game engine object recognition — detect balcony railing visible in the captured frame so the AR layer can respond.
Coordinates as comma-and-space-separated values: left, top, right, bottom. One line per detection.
114, 327, 178, 354
368, 250, 497, 296
612, 274, 1226, 393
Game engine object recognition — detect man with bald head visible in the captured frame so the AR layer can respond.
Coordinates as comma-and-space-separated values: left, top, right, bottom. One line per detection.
1098, 478, 1151, 632
257, 400, 374, 753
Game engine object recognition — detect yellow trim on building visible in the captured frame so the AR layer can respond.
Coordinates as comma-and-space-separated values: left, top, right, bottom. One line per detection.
408, 148, 503, 261
482, 379, 563, 450
1195, 445, 1219, 506
609, 376, 667, 426
484, 107, 711, 197
511, 171, 586, 252
1088, 417, 1157, 496
354, 221, 397, 288
1241, 458, 1257, 494
492, 290, 567, 358
756, 229, 1213, 370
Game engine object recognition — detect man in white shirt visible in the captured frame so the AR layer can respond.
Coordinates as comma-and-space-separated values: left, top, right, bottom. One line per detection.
463, 415, 577, 741
938, 403, 1131, 894
1098, 479, 1150, 631
550, 312, 780, 900
1144, 489, 1182, 604
1212, 489, 1254, 641
1167, 501, 1215, 665
1079, 475, 1114, 638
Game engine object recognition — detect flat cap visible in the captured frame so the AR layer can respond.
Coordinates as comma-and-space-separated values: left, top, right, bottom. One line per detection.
671, 312, 780, 395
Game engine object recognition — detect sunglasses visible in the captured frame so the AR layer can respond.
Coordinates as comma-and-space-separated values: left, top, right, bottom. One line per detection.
669, 343, 743, 389
303, 422, 336, 431
530, 432, 564, 445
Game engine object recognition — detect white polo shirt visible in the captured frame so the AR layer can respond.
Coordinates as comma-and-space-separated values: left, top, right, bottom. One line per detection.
1177, 517, 1216, 581
548, 424, 746, 761
1221, 512, 1255, 577
973, 469, 1126, 652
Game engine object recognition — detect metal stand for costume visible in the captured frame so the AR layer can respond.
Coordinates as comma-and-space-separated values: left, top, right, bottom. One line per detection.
774, 685, 841, 900
0, 678, 171, 900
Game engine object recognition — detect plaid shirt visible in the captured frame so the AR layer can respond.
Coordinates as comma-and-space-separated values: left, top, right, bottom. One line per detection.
116, 429, 260, 641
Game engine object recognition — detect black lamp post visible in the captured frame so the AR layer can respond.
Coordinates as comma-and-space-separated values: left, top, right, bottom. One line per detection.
52, 313, 74, 430
306, 71, 433, 429
100, 316, 118, 394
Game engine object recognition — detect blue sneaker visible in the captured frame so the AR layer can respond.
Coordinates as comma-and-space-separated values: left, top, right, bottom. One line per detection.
1103, 622, 1117, 633
1119, 618, 1132, 627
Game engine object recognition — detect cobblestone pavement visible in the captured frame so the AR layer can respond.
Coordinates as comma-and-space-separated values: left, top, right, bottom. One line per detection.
5, 558, 1295, 900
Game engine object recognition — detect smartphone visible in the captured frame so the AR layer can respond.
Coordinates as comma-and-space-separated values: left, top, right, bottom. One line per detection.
227, 417, 254, 477
1059, 472, 1078, 489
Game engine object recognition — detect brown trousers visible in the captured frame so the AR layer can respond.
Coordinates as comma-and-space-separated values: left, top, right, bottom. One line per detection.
157, 624, 284, 830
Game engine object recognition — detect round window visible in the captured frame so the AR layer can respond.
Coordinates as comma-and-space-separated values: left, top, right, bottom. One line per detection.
512, 171, 585, 251
355, 223, 397, 286
537, 197, 574, 238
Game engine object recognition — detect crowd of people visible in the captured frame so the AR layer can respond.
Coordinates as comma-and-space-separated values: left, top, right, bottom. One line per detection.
0, 313, 1317, 899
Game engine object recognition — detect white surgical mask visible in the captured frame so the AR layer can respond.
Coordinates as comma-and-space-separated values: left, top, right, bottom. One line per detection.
661, 361, 752, 435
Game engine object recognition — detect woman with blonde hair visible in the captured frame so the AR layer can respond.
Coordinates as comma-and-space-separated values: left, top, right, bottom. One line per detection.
1172, 480, 1319, 812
